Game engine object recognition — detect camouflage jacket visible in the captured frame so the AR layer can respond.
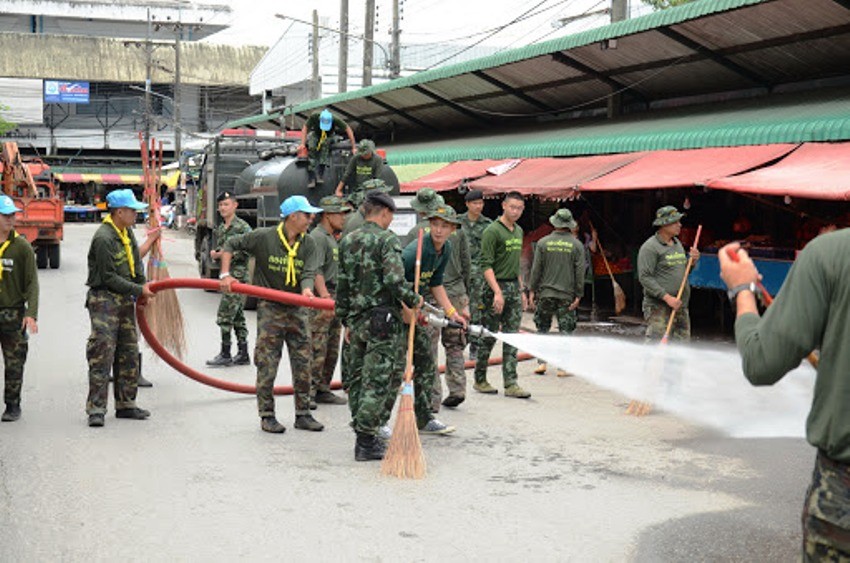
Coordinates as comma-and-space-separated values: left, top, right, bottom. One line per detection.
336, 220, 420, 327
460, 212, 493, 272
214, 216, 252, 275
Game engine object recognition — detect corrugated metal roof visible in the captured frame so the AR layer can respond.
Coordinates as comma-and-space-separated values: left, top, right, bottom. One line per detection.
383, 88, 850, 165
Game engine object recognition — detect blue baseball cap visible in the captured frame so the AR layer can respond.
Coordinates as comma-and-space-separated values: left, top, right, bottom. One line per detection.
280, 195, 323, 218
0, 195, 22, 216
319, 109, 333, 132
106, 189, 148, 211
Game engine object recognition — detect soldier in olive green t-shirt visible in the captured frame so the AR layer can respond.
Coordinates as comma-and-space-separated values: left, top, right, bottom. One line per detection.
719, 230, 850, 560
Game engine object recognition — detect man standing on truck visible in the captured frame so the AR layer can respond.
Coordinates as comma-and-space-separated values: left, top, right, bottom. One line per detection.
206, 192, 252, 367
219, 195, 325, 434
85, 189, 155, 428
299, 109, 356, 189
0, 195, 39, 423
334, 139, 384, 197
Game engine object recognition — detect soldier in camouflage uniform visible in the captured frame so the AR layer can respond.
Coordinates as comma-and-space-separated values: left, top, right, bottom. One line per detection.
400, 188, 445, 247
474, 191, 531, 399
336, 191, 421, 461
207, 191, 252, 367
459, 189, 493, 357
220, 195, 324, 434
401, 205, 466, 434
529, 209, 584, 378
309, 195, 350, 407
430, 207, 471, 411
0, 195, 39, 423
637, 206, 699, 342
85, 189, 155, 427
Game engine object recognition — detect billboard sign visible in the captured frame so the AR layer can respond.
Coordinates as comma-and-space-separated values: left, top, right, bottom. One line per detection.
44, 80, 90, 104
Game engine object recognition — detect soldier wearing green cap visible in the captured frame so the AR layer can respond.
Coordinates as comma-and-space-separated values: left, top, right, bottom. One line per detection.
398, 204, 467, 435
529, 208, 585, 377
637, 205, 700, 341
400, 188, 445, 247
308, 195, 350, 408
335, 139, 384, 197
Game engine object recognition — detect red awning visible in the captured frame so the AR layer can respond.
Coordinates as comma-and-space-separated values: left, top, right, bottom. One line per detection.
579, 144, 797, 192
401, 159, 518, 193
468, 154, 643, 200
706, 143, 850, 200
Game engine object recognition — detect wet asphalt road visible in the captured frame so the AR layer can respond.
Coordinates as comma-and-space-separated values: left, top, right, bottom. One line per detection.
0, 223, 811, 562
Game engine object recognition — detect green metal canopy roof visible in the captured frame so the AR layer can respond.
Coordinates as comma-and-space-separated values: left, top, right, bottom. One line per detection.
383, 88, 850, 165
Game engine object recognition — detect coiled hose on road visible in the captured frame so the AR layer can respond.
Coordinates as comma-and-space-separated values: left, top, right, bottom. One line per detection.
137, 278, 532, 396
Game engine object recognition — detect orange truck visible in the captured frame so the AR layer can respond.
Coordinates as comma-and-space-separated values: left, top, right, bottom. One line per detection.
0, 142, 64, 268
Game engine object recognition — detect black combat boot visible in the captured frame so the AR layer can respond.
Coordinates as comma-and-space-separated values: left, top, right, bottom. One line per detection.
1, 403, 21, 422
355, 432, 386, 462
232, 341, 250, 365
206, 342, 233, 367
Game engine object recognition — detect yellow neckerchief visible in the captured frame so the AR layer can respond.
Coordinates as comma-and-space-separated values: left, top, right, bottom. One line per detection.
316, 130, 328, 151
103, 214, 135, 275
277, 223, 301, 286
0, 231, 16, 281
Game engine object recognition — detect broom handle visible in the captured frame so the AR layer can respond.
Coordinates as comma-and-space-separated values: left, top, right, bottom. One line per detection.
403, 229, 424, 383
663, 224, 702, 340
724, 246, 819, 368
588, 222, 618, 285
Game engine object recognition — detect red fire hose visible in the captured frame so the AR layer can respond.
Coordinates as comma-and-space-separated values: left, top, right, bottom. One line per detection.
136, 277, 531, 395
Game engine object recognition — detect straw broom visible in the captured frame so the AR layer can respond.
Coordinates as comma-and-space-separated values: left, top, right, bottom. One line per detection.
139, 134, 187, 359
627, 224, 702, 416
381, 229, 427, 479
591, 224, 626, 315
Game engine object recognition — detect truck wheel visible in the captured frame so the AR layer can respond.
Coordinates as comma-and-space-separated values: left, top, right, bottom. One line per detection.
36, 246, 48, 269
48, 244, 61, 269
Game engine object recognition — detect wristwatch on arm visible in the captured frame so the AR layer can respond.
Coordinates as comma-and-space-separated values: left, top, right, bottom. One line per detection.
727, 282, 760, 303
219, 272, 232, 280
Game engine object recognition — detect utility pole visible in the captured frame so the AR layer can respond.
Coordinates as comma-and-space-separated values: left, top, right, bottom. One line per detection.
312, 10, 321, 99
390, 0, 400, 78
338, 0, 349, 93
363, 0, 375, 86
607, 0, 628, 118
174, 23, 182, 157
144, 8, 153, 146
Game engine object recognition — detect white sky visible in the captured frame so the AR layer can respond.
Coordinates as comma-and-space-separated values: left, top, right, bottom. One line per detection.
204, 0, 655, 50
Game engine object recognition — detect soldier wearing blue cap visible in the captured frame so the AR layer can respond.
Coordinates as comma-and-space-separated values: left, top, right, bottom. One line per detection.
220, 195, 324, 434
637, 205, 700, 341
0, 195, 38, 423
85, 189, 155, 427
299, 109, 356, 189
206, 191, 253, 367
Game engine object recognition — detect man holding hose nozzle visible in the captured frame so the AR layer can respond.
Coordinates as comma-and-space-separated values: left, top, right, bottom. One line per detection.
719, 231, 850, 561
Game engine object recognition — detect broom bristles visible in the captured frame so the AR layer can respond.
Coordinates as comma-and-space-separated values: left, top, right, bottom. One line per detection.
613, 281, 627, 315
381, 383, 426, 479
144, 258, 187, 359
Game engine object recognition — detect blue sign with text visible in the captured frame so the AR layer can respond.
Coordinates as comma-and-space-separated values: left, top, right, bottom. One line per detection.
44, 80, 90, 104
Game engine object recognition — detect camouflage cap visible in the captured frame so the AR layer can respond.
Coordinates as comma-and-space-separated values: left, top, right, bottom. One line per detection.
357, 139, 376, 153
347, 178, 393, 207
427, 204, 462, 225
652, 205, 685, 227
410, 187, 444, 213
318, 195, 351, 213
549, 208, 578, 230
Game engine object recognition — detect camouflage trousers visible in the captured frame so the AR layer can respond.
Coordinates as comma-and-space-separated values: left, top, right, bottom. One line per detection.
306, 131, 332, 174
534, 297, 577, 364
803, 451, 850, 561
475, 281, 522, 388
643, 301, 691, 342
346, 311, 404, 435
0, 308, 28, 406
309, 308, 342, 397
430, 294, 468, 411
85, 290, 139, 415
468, 270, 486, 350
399, 323, 437, 429
216, 268, 248, 344
254, 300, 312, 417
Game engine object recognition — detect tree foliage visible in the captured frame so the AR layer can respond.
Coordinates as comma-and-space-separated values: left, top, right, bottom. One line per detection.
640, 0, 696, 9
0, 105, 14, 136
